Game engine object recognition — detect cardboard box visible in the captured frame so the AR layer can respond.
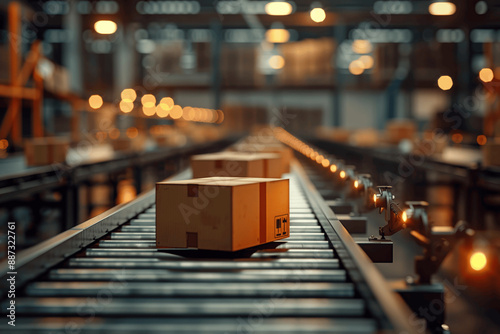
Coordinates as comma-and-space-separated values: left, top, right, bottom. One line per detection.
156, 177, 289, 251
385, 119, 417, 144
351, 128, 380, 147
110, 135, 146, 152
233, 143, 293, 174
191, 152, 282, 178
24, 137, 69, 166
317, 126, 351, 143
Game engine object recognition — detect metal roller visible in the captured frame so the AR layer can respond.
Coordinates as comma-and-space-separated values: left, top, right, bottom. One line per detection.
0, 160, 417, 334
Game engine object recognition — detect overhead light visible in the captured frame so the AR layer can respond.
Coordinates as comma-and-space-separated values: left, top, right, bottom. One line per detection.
266, 29, 290, 43
126, 127, 139, 139
451, 133, 463, 144
159, 97, 174, 111
310, 7, 326, 23
0, 139, 9, 150
143, 105, 156, 116
88, 94, 103, 109
479, 68, 494, 82
470, 251, 487, 271
477, 135, 487, 146
121, 89, 136, 102
348, 60, 364, 75
141, 94, 156, 108
359, 55, 374, 69
352, 39, 372, 54
170, 105, 183, 120
269, 55, 285, 69
216, 110, 224, 124
182, 107, 194, 121
437, 75, 453, 90
428, 2, 456, 16
265, 2, 293, 16
119, 100, 134, 113
94, 20, 117, 34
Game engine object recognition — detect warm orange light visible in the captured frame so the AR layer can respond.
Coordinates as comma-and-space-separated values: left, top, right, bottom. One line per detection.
373, 194, 378, 204
170, 105, 183, 119
0, 139, 9, 150
352, 39, 372, 54
477, 135, 487, 146
354, 180, 359, 189
96, 131, 107, 141
428, 2, 456, 16
119, 100, 133, 113
359, 55, 374, 69
265, 2, 293, 16
109, 128, 120, 140
126, 127, 138, 139
349, 60, 364, 75
88, 95, 103, 109
199, 109, 208, 122
402, 211, 407, 223
156, 105, 169, 118
217, 110, 225, 124
143, 106, 156, 116
159, 97, 174, 111
310, 7, 326, 23
339, 170, 346, 179
451, 133, 463, 144
141, 94, 156, 108
330, 164, 337, 173
210, 109, 219, 123
266, 29, 290, 43
479, 68, 494, 82
116, 182, 136, 204
438, 75, 453, 90
470, 251, 487, 271
191, 108, 200, 122
94, 20, 117, 34
206, 109, 214, 122
269, 55, 285, 69
121, 89, 136, 102
182, 107, 194, 121
315, 155, 324, 164
322, 159, 330, 168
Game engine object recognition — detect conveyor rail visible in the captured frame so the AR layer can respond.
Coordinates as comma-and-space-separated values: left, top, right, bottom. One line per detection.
0, 160, 417, 333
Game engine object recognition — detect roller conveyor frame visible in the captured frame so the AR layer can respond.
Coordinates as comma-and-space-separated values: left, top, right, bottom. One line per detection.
0, 160, 418, 333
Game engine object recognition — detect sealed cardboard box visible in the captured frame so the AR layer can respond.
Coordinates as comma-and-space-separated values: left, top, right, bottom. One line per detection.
385, 119, 417, 144
317, 126, 351, 143
233, 143, 293, 174
350, 128, 380, 147
156, 177, 289, 251
191, 152, 282, 178
24, 137, 69, 166
110, 134, 146, 152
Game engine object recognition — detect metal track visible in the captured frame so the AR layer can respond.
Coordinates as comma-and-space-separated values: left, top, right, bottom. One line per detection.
0, 160, 417, 333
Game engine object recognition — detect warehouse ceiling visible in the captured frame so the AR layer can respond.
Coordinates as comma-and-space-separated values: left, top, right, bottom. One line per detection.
15, 0, 500, 30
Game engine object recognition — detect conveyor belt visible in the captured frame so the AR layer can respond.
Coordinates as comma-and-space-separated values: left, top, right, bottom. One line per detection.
0, 160, 416, 333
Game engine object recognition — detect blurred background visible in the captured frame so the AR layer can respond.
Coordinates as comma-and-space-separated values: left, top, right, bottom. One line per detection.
1, 0, 500, 275
1, 1, 500, 333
